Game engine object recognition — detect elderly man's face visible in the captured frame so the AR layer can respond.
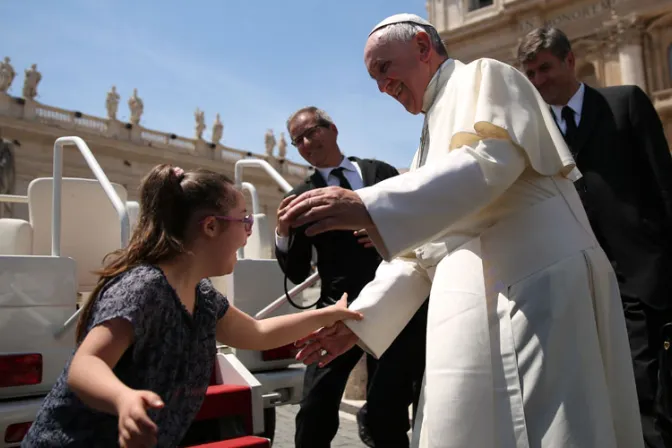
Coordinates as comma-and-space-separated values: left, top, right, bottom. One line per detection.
288, 112, 339, 168
364, 32, 433, 115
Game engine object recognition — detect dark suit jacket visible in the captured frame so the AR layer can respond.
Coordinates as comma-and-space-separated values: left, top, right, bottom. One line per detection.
568, 84, 672, 310
275, 157, 399, 308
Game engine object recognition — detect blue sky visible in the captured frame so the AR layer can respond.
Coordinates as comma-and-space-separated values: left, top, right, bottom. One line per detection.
1, 0, 428, 169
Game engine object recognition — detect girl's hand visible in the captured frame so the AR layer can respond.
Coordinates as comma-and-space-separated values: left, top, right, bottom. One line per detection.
116, 389, 164, 448
322, 293, 364, 327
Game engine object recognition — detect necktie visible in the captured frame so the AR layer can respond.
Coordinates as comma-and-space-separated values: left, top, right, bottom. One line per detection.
331, 167, 353, 190
561, 106, 578, 155
561, 106, 587, 194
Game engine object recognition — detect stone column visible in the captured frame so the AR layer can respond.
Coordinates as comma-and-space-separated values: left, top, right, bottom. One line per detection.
618, 39, 646, 90
605, 12, 647, 91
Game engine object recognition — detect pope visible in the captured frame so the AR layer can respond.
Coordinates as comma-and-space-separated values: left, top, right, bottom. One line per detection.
279, 13, 644, 448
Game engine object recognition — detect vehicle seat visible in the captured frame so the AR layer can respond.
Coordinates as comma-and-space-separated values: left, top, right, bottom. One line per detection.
0, 218, 33, 255
126, 200, 140, 232
28, 177, 129, 292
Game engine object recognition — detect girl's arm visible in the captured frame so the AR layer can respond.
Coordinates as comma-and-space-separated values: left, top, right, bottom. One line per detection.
215, 294, 363, 351
67, 318, 138, 414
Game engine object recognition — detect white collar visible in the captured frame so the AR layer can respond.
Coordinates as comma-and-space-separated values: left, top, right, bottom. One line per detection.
422, 58, 456, 113
551, 83, 585, 119
316, 156, 357, 181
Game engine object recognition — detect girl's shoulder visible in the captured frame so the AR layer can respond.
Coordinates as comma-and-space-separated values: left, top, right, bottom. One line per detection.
102, 264, 167, 297
197, 278, 230, 320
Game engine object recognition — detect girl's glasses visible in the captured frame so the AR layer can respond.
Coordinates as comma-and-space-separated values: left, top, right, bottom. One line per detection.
207, 214, 254, 232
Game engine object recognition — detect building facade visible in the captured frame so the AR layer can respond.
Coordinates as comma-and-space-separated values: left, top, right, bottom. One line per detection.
426, 0, 672, 147
0, 62, 313, 250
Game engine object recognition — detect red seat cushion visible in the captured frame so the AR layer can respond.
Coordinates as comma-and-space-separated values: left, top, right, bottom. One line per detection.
185, 436, 270, 448
194, 384, 253, 433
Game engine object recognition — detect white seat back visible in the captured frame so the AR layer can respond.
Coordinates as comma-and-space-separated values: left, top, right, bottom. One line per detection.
242, 213, 272, 260
126, 201, 140, 233
0, 218, 33, 255
28, 178, 128, 292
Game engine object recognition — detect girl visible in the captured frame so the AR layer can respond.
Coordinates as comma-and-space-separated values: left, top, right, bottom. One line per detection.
23, 164, 362, 447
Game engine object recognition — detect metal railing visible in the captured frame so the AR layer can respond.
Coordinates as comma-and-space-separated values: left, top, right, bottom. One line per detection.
234, 159, 292, 260
0, 194, 28, 204
234, 159, 293, 194
254, 272, 320, 319
233, 158, 321, 317
52, 136, 130, 255
53, 136, 130, 337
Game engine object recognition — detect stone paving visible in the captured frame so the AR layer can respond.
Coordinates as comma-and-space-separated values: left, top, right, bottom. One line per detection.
272, 404, 368, 448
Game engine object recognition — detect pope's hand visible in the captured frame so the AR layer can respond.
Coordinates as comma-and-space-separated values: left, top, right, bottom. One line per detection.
278, 186, 374, 237
294, 321, 359, 368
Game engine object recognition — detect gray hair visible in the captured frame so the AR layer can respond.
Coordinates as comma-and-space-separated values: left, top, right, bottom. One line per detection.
286, 106, 334, 132
372, 22, 448, 57
517, 26, 572, 66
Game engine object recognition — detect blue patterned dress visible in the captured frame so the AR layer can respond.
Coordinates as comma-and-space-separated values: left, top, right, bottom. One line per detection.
22, 264, 229, 447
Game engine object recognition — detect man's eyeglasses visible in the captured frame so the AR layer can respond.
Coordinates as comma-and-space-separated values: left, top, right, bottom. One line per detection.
291, 122, 330, 147
205, 214, 254, 232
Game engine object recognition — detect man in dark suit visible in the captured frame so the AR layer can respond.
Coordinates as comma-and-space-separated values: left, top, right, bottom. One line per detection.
275, 106, 426, 448
518, 26, 672, 447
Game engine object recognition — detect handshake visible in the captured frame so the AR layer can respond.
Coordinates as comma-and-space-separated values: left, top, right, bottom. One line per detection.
294, 293, 361, 368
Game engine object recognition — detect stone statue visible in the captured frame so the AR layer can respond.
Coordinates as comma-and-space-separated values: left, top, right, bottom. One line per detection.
195, 108, 206, 140
22, 64, 41, 100
211, 113, 224, 144
128, 88, 144, 125
278, 132, 287, 159
264, 129, 276, 157
0, 57, 16, 93
105, 85, 120, 120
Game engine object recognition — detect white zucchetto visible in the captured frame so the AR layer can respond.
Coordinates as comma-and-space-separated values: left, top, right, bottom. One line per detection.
369, 13, 435, 36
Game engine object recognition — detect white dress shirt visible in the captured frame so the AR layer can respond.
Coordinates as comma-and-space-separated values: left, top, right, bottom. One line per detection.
550, 82, 585, 134
275, 156, 363, 252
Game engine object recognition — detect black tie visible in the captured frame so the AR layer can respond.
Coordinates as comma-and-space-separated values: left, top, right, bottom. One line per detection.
561, 106, 578, 155
561, 106, 588, 194
331, 167, 353, 190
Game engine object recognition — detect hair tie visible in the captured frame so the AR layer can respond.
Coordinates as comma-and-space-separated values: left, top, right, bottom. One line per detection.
172, 166, 185, 181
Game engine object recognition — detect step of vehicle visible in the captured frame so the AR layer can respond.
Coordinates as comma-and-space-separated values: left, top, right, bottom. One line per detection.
195, 384, 252, 431
184, 436, 270, 448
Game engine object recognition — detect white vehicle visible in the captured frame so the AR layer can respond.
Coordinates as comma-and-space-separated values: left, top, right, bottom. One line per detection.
0, 136, 318, 447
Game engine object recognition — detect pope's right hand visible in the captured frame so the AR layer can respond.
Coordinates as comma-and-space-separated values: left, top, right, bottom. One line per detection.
276, 194, 296, 237
116, 389, 164, 448
295, 321, 359, 367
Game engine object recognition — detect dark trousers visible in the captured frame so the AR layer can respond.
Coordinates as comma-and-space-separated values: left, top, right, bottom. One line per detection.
623, 298, 672, 447
357, 299, 428, 447
294, 300, 428, 448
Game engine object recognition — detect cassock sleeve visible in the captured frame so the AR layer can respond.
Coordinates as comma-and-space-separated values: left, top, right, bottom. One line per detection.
346, 139, 526, 357
345, 255, 432, 358
357, 139, 527, 260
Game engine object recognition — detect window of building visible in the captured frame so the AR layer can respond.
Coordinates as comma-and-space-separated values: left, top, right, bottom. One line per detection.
468, 0, 494, 11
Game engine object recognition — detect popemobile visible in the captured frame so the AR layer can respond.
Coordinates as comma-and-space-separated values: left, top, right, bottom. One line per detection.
0, 136, 321, 447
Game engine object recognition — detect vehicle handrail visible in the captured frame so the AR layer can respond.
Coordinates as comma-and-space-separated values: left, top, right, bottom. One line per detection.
234, 159, 293, 194
52, 136, 130, 255
52, 136, 130, 339
254, 272, 320, 319
241, 182, 259, 214
234, 159, 322, 318
0, 194, 28, 204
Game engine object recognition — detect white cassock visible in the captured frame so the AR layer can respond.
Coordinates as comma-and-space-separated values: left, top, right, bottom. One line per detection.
346, 57, 643, 447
